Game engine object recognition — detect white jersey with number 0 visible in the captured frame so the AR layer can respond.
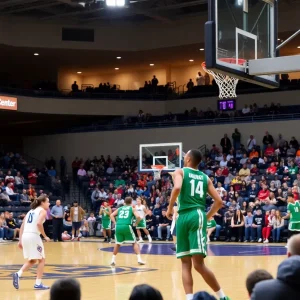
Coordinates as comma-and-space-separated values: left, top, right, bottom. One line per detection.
136, 205, 146, 219
23, 206, 44, 235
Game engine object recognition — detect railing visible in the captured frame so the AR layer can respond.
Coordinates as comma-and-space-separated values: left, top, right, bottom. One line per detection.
22, 153, 45, 169
51, 112, 300, 135
0, 86, 167, 101
1, 80, 300, 101
81, 84, 94, 91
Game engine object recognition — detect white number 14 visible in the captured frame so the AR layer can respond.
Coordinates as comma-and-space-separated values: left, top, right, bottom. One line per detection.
190, 179, 204, 197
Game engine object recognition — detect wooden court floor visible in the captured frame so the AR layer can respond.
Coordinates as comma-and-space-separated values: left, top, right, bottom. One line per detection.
0, 240, 285, 300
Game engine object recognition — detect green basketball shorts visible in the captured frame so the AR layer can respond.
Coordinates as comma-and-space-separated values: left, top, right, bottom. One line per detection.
102, 219, 111, 230
115, 225, 136, 244
176, 208, 207, 259
136, 219, 146, 229
289, 222, 300, 231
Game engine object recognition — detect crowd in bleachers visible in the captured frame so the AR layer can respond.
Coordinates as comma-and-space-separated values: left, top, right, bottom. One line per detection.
66, 129, 299, 243
120, 102, 295, 130
0, 154, 70, 241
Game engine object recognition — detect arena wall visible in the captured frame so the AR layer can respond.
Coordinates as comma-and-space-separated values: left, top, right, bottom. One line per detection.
12, 90, 300, 116
23, 120, 300, 167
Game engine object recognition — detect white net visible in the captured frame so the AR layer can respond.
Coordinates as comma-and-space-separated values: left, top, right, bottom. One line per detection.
151, 165, 165, 180
202, 62, 239, 99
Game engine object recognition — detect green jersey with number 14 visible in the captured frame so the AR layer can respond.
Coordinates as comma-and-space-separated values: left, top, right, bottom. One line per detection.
177, 167, 208, 213
116, 205, 134, 225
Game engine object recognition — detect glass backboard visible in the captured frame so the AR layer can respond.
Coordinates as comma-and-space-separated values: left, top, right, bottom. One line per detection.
205, 0, 279, 88
139, 143, 183, 172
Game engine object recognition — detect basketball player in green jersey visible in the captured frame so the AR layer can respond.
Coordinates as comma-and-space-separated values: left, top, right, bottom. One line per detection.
99, 201, 112, 243
166, 149, 230, 300
285, 192, 300, 239
110, 197, 145, 266
207, 217, 217, 243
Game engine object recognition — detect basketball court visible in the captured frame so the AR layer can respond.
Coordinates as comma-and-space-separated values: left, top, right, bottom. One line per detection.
0, 241, 286, 300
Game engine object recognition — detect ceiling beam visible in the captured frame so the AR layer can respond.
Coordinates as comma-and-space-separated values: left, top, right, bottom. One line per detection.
1, 1, 59, 14
0, 0, 40, 9
41, 6, 103, 20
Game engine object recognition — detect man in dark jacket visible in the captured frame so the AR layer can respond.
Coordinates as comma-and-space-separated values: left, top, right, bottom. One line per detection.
251, 255, 300, 300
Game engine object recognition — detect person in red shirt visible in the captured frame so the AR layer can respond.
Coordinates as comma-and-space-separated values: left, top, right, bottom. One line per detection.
258, 185, 270, 202
28, 169, 38, 185
266, 162, 277, 175
264, 144, 275, 157
250, 164, 259, 176
262, 210, 274, 243
292, 186, 299, 200
107, 192, 115, 208
117, 185, 123, 195
221, 167, 229, 177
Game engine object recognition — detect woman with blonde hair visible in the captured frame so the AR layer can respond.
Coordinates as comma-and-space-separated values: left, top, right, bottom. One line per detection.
271, 210, 285, 243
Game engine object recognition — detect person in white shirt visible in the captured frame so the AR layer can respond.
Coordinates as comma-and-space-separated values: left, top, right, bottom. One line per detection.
15, 172, 24, 189
6, 182, 15, 196
99, 188, 108, 199
5, 170, 14, 184
13, 195, 51, 290
106, 165, 114, 174
216, 182, 226, 198
114, 194, 124, 207
196, 72, 205, 86
220, 157, 228, 168
247, 135, 257, 151
242, 105, 250, 115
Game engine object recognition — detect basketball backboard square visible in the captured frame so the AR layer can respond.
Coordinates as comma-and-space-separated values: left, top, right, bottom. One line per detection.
205, 0, 279, 88
139, 142, 183, 172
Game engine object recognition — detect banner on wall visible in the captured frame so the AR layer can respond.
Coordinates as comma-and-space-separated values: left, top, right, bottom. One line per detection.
0, 96, 17, 111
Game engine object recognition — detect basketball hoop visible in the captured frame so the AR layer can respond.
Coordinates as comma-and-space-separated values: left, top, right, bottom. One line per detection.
202, 58, 246, 99
151, 165, 166, 180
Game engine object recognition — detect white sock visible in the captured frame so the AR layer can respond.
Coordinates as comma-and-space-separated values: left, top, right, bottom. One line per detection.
35, 279, 42, 285
137, 254, 142, 261
186, 294, 193, 300
147, 235, 151, 239
216, 289, 226, 299
111, 255, 116, 262
17, 270, 23, 277
72, 235, 74, 238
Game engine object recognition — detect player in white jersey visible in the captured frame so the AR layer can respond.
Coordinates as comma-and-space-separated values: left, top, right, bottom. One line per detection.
135, 198, 152, 243
13, 195, 51, 290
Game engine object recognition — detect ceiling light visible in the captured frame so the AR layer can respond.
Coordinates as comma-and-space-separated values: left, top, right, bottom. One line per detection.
106, 0, 125, 7
150, 63, 154, 66
77, 71, 82, 74
116, 56, 121, 59
189, 59, 194, 62
115, 67, 119, 70
199, 48, 204, 51
298, 46, 300, 49
34, 53, 39, 56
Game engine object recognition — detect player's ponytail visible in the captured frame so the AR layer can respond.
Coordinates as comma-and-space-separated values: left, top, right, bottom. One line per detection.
30, 194, 48, 209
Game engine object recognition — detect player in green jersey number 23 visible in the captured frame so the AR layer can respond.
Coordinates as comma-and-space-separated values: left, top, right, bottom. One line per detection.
110, 197, 145, 266
166, 149, 230, 300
